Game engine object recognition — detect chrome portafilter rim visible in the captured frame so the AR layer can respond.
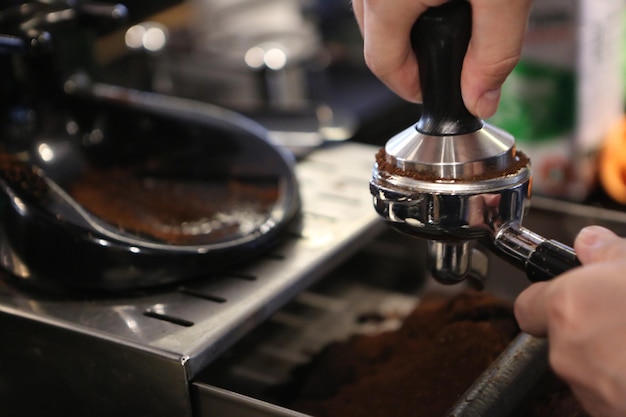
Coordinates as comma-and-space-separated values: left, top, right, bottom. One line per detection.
370, 149, 532, 285
371, 100, 532, 241
370, 155, 532, 240
370, 163, 532, 285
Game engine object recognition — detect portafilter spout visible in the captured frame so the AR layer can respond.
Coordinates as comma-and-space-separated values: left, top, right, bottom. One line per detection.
370, 0, 580, 286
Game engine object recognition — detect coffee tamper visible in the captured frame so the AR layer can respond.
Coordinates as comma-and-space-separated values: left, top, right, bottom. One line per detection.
370, 0, 580, 286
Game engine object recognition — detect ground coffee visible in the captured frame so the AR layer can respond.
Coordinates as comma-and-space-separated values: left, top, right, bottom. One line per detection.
69, 163, 279, 245
375, 148, 531, 182
287, 290, 588, 417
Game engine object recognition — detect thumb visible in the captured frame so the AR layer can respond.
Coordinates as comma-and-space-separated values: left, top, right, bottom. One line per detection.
574, 225, 626, 265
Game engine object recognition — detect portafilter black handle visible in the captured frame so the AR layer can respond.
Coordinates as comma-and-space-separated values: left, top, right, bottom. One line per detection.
494, 224, 582, 282
411, 0, 482, 136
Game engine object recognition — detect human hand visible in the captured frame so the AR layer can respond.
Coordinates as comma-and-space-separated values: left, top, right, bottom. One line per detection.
351, 0, 532, 119
515, 226, 626, 417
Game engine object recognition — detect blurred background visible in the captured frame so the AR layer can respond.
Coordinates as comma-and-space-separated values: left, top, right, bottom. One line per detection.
90, 0, 418, 156
91, 0, 626, 207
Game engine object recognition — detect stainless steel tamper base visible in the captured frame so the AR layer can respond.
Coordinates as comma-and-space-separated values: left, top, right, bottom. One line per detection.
370, 157, 533, 285
385, 123, 516, 179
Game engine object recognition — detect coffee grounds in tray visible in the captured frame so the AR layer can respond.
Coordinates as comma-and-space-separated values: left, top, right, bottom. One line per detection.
0, 150, 48, 199
286, 290, 588, 417
69, 165, 279, 245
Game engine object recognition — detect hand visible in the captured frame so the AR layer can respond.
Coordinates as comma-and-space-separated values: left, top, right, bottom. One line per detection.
351, 0, 532, 119
515, 226, 626, 417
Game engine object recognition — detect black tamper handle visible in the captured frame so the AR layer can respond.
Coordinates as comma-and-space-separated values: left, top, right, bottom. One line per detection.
411, 0, 483, 136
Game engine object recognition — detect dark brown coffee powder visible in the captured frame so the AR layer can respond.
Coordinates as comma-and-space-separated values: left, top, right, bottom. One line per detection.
375, 148, 531, 182
288, 291, 588, 417
0, 151, 47, 199
69, 165, 279, 245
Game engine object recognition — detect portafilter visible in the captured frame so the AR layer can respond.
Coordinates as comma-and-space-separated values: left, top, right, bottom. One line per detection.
369, 0, 580, 286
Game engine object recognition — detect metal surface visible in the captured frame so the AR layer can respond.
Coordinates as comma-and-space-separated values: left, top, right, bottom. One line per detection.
193, 384, 313, 417
154, 0, 323, 112
370, 162, 531, 240
446, 333, 550, 417
371, 161, 532, 284
385, 123, 515, 178
192, 252, 421, 416
0, 142, 385, 417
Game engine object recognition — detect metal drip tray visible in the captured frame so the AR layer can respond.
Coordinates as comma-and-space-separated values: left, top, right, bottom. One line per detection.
192, 253, 428, 417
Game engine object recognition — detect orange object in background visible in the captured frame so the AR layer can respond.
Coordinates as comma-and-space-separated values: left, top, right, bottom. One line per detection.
600, 116, 626, 204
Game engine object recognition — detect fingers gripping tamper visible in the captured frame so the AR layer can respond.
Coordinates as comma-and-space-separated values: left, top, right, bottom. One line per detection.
369, 0, 580, 286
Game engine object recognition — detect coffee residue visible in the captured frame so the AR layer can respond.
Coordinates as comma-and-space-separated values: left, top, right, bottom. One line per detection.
375, 148, 530, 182
0, 150, 47, 199
69, 165, 279, 245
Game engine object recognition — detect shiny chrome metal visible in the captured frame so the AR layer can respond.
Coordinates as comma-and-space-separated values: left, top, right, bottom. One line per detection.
425, 240, 490, 287
494, 223, 547, 266
154, 0, 322, 112
446, 333, 550, 417
385, 123, 515, 179
427, 240, 472, 284
370, 161, 532, 241
468, 248, 489, 289
371, 128, 583, 286
370, 121, 533, 284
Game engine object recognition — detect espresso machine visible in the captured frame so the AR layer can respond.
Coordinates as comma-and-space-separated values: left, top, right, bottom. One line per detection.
0, 2, 391, 416
0, 1, 621, 417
